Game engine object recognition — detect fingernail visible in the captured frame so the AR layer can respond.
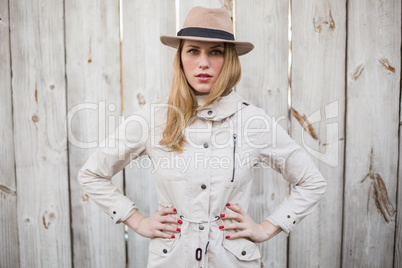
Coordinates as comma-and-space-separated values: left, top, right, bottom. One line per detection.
219, 225, 224, 229
220, 214, 225, 218
173, 208, 177, 213
225, 235, 230, 239
177, 228, 181, 232
178, 220, 183, 224
171, 235, 175, 239
226, 203, 230, 207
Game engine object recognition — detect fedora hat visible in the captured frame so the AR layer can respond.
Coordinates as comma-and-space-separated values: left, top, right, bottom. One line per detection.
160, 6, 254, 56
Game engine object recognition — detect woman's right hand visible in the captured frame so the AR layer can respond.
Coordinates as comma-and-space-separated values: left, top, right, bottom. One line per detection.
124, 207, 182, 239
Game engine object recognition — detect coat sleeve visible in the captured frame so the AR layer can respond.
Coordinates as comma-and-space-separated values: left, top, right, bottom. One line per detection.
77, 103, 151, 224
256, 114, 327, 234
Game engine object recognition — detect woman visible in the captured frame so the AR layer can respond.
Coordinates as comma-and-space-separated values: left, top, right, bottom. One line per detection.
78, 6, 327, 267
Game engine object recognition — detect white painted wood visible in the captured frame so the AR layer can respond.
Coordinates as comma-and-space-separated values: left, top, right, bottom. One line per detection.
122, 0, 175, 266
396, 90, 402, 268
290, 1, 346, 267
65, 0, 125, 267
395, 5, 402, 268
343, 0, 400, 267
236, 0, 289, 266
0, 0, 19, 266
8, 0, 71, 266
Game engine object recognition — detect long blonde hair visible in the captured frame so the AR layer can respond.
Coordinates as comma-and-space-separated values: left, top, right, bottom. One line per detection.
160, 41, 241, 152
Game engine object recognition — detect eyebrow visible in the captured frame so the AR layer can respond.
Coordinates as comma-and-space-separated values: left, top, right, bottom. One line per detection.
185, 44, 224, 49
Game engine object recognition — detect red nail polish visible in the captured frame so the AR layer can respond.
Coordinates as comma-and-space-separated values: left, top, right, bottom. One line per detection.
171, 235, 175, 239
226, 203, 230, 207
177, 228, 181, 232
178, 220, 183, 224
225, 235, 230, 239
219, 225, 224, 229
173, 208, 177, 213
220, 214, 225, 218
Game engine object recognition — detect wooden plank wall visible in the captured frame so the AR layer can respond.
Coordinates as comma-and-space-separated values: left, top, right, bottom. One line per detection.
0, 0, 401, 267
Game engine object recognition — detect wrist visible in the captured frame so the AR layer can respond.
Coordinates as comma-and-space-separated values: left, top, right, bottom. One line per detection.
261, 220, 282, 240
124, 210, 144, 232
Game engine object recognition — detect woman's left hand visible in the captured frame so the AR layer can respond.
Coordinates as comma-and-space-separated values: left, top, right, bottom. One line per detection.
219, 203, 282, 243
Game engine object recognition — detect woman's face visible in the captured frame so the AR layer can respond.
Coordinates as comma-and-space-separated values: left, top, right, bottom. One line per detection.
181, 40, 225, 95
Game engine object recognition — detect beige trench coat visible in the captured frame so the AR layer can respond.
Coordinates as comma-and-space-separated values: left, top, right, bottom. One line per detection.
78, 90, 327, 267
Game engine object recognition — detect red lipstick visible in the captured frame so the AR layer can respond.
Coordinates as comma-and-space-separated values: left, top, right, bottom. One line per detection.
196, 73, 212, 81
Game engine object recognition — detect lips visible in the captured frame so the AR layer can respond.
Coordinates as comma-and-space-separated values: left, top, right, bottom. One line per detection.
196, 73, 212, 81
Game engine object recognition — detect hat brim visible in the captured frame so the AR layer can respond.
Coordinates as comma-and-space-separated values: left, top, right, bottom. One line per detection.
160, 35, 254, 56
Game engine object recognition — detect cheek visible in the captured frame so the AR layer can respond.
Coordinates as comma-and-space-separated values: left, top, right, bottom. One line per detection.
214, 59, 225, 75
181, 57, 195, 75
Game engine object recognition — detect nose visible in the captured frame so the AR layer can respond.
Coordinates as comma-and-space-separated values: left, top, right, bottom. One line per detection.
198, 52, 209, 69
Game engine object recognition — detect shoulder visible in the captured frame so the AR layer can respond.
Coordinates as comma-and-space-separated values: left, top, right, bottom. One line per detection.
229, 91, 270, 117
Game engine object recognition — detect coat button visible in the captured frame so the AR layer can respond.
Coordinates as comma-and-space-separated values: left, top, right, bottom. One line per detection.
241, 250, 246, 256
203, 143, 209, 148
199, 225, 204, 230
207, 110, 213, 115
201, 184, 206, 189
163, 249, 168, 254
287, 215, 290, 218
113, 211, 116, 214
293, 221, 296, 224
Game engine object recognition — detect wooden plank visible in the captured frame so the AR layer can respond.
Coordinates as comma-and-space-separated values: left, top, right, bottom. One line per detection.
65, 0, 125, 267
396, 87, 402, 267
395, 4, 402, 268
236, 0, 289, 266
122, 0, 175, 266
289, 1, 346, 267
0, 0, 19, 266
8, 0, 71, 266
343, 0, 400, 267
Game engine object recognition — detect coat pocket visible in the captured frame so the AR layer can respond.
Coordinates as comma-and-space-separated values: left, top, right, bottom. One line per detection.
149, 237, 178, 257
222, 237, 261, 261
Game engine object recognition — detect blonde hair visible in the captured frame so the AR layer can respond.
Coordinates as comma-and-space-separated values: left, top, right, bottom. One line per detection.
160, 41, 241, 152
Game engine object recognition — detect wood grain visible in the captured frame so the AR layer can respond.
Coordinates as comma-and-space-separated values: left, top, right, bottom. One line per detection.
9, 0, 71, 266
290, 1, 346, 267
343, 0, 400, 267
65, 0, 125, 267
0, 0, 19, 266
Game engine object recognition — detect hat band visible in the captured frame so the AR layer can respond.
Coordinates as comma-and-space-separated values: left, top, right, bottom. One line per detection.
177, 27, 235, 41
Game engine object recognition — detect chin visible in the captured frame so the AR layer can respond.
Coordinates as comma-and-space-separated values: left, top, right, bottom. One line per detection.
192, 88, 212, 95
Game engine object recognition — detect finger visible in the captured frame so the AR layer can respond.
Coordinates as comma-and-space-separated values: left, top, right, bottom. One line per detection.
154, 230, 176, 239
220, 212, 242, 222
159, 207, 177, 215
160, 215, 182, 224
226, 203, 244, 215
160, 223, 181, 233
225, 230, 249, 240
219, 222, 243, 231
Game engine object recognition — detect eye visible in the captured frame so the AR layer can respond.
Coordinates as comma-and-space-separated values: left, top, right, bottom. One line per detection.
188, 49, 198, 55
211, 50, 223, 56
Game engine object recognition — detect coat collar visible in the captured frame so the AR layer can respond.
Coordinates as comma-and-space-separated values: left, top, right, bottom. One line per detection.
195, 90, 249, 121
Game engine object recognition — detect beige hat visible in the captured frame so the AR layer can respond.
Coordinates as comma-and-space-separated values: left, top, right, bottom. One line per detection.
160, 6, 254, 56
